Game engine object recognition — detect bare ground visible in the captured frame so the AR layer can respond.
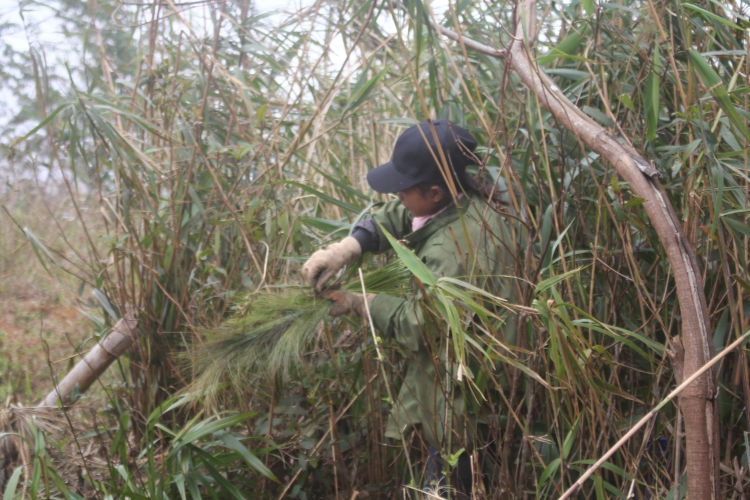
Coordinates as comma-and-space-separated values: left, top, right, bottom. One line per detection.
0, 297, 93, 403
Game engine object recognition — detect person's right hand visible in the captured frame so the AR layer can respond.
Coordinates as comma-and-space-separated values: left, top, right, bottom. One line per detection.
301, 236, 362, 293
321, 290, 376, 318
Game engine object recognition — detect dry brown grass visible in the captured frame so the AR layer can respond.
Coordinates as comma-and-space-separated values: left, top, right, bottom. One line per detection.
0, 183, 106, 403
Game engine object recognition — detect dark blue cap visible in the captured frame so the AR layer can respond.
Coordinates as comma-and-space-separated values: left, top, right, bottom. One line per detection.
366, 120, 479, 193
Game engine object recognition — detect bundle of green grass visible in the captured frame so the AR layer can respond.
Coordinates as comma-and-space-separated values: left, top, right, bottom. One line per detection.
188, 261, 411, 401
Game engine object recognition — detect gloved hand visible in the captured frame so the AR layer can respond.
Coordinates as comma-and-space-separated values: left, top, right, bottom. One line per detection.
302, 236, 362, 292
321, 290, 377, 318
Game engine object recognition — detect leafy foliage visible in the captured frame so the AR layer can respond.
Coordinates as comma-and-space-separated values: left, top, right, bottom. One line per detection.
1, 0, 750, 497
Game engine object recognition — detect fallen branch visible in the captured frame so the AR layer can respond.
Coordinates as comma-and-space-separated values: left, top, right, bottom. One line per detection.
39, 313, 138, 408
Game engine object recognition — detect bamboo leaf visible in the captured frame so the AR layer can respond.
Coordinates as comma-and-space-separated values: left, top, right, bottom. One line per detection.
3, 466, 23, 500
299, 216, 350, 234
617, 93, 634, 112
376, 223, 437, 286
23, 227, 54, 276
723, 217, 750, 238
562, 417, 581, 459
215, 432, 280, 483
92, 288, 119, 320
583, 106, 614, 128
197, 452, 248, 500
174, 473, 187, 500
345, 64, 390, 113
683, 3, 742, 30
535, 266, 587, 294
734, 274, 750, 296
285, 181, 362, 214
594, 476, 606, 500
488, 347, 550, 387
538, 458, 561, 491
572, 459, 635, 479
689, 49, 750, 142
312, 167, 369, 201
570, 316, 665, 354
582, 0, 595, 16
171, 413, 256, 454
9, 102, 71, 147
537, 32, 584, 65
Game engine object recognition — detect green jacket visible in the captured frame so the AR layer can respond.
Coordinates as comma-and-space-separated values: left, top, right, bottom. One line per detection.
367, 193, 517, 450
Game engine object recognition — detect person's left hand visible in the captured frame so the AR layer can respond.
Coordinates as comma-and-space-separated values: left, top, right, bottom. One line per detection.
321, 290, 376, 318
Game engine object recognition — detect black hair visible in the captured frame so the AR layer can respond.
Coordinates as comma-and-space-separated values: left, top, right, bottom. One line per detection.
417, 171, 508, 206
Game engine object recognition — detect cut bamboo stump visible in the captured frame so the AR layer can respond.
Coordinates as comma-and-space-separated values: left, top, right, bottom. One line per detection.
39, 313, 138, 408
0, 316, 137, 489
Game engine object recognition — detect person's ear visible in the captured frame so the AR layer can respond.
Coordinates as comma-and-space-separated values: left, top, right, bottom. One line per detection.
430, 186, 445, 203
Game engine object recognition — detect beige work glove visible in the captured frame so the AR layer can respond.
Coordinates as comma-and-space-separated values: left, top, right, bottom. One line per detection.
302, 236, 362, 292
321, 290, 377, 318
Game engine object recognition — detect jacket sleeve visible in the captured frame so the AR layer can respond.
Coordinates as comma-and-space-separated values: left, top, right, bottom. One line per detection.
369, 293, 424, 352
370, 199, 412, 254
351, 219, 380, 254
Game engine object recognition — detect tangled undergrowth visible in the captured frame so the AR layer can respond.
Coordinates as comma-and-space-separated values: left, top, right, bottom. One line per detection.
2, 0, 750, 497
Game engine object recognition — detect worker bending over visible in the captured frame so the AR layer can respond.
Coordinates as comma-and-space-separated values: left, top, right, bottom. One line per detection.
302, 120, 517, 497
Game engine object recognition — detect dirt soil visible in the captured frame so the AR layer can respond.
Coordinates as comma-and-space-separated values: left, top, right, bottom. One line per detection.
0, 294, 120, 498
0, 297, 93, 404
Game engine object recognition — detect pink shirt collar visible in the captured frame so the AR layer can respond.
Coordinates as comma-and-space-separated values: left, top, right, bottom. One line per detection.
411, 194, 463, 232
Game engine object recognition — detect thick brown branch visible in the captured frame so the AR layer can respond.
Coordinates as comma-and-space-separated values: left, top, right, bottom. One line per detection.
437, 11, 719, 500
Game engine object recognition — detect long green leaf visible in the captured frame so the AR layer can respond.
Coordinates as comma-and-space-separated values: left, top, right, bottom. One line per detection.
538, 458, 561, 491
582, 0, 595, 16
170, 413, 256, 456
190, 446, 248, 500
3, 466, 23, 500
376, 224, 437, 286
562, 417, 580, 459
535, 266, 586, 294
689, 49, 750, 142
345, 65, 390, 113
683, 3, 742, 30
9, 102, 72, 147
285, 181, 362, 214
215, 432, 280, 484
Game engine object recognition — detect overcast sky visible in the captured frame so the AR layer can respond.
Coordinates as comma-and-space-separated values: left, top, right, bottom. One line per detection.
0, 0, 320, 125
0, 0, 312, 51
0, 0, 458, 134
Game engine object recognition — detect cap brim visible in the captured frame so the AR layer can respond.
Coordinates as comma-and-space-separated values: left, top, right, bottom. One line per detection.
366, 161, 421, 193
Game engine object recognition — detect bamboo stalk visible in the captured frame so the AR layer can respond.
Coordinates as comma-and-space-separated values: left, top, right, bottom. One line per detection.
39, 314, 138, 408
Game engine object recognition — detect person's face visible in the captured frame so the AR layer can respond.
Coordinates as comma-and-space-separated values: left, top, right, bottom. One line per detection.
397, 185, 448, 217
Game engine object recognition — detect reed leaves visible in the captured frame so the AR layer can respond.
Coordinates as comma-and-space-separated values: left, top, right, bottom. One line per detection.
2, 0, 750, 496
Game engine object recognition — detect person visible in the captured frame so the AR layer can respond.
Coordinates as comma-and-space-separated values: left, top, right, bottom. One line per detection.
301, 120, 517, 497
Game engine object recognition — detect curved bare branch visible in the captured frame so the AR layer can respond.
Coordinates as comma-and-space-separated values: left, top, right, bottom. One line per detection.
437, 8, 719, 500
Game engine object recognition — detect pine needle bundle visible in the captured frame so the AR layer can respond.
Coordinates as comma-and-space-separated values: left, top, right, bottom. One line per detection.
187, 261, 411, 402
